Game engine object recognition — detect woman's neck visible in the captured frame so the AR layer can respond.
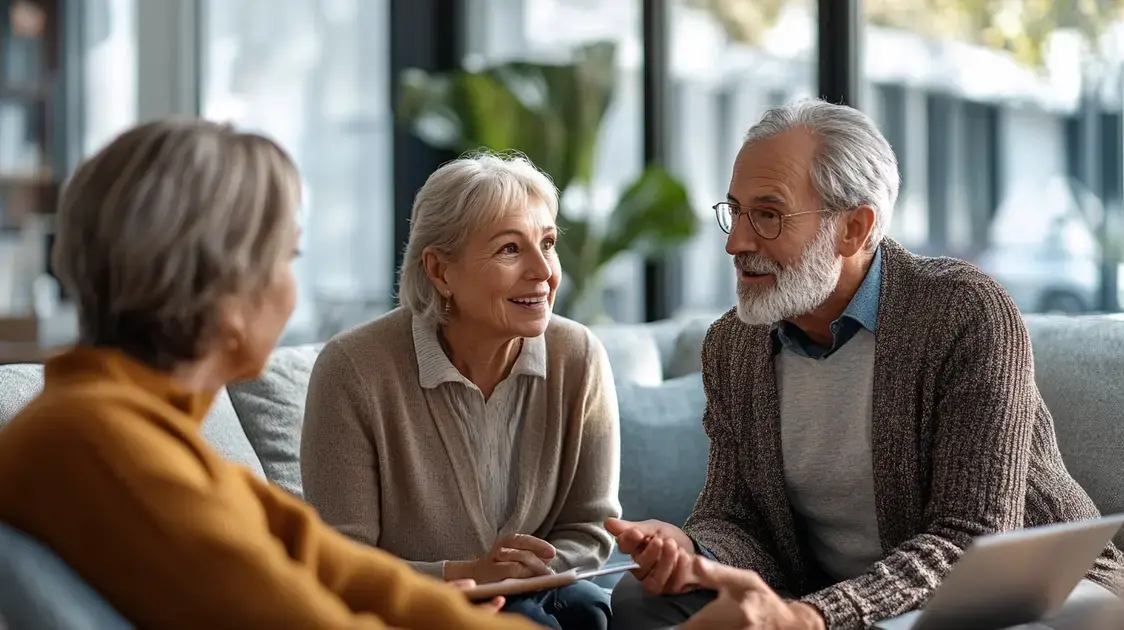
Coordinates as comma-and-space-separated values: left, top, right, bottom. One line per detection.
439, 319, 522, 399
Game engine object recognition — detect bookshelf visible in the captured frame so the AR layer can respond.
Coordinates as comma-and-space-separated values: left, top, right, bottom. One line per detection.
0, 0, 62, 355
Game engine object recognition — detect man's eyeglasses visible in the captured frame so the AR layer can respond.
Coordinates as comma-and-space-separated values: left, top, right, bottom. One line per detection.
712, 202, 830, 240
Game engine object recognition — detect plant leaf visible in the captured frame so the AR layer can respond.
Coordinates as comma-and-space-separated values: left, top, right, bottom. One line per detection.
599, 166, 698, 267
395, 43, 619, 195
555, 212, 592, 287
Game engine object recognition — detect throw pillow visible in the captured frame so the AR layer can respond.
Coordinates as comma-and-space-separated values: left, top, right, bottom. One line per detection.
227, 345, 323, 498
616, 372, 709, 529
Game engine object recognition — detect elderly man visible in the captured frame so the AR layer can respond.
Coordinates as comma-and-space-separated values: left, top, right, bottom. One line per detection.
606, 99, 1124, 630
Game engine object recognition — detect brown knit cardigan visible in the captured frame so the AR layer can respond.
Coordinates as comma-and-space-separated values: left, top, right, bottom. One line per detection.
683, 238, 1124, 629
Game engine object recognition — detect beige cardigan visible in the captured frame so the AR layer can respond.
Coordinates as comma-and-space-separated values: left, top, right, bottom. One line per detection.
300, 308, 621, 578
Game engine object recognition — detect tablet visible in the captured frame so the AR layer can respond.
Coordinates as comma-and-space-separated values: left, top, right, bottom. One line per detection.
462, 562, 640, 601
873, 514, 1124, 630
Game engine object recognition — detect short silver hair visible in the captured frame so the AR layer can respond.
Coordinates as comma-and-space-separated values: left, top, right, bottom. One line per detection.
53, 118, 301, 369
397, 151, 559, 324
744, 99, 900, 252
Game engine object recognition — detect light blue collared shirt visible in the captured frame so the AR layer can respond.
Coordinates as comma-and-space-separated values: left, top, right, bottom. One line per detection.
772, 246, 883, 360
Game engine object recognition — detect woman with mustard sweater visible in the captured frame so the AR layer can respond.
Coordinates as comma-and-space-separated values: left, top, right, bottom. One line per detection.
0, 119, 536, 630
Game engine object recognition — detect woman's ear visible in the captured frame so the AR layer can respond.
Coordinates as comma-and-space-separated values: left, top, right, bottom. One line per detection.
422, 246, 451, 296
211, 295, 249, 355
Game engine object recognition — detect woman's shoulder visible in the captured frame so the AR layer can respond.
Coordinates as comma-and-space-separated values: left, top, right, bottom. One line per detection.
314, 307, 415, 376
543, 315, 609, 373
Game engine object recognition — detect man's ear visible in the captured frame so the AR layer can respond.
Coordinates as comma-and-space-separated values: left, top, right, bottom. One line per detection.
422, 246, 451, 296
838, 205, 876, 258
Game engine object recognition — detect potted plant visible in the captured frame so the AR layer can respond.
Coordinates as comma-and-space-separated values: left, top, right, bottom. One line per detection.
397, 41, 698, 321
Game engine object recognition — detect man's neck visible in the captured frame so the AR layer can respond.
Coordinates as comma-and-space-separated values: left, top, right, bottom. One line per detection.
439, 318, 522, 399
788, 252, 875, 346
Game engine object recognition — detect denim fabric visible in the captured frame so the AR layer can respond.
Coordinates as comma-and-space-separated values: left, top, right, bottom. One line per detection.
503, 579, 612, 630
0, 524, 130, 630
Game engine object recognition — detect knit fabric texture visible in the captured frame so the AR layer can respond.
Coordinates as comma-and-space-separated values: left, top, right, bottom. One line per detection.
684, 238, 1124, 629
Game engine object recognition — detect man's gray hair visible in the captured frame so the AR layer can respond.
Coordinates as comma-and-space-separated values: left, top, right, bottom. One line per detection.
744, 99, 900, 251
397, 151, 558, 324
53, 118, 301, 369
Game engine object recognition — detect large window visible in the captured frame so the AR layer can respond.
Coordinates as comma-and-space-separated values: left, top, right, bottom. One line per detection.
80, 0, 136, 157
668, 0, 817, 315
863, 3, 1124, 314
464, 0, 646, 322
202, 0, 394, 342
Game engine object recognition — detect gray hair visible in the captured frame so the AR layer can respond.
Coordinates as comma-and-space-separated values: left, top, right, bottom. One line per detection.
744, 99, 900, 252
53, 118, 301, 369
397, 151, 558, 324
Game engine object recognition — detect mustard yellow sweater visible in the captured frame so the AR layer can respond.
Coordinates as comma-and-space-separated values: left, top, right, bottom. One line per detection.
0, 347, 536, 629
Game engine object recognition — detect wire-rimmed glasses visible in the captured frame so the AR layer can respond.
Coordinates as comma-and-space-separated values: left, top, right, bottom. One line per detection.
713, 202, 830, 240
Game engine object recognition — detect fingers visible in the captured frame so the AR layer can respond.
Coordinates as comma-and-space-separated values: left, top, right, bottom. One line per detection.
489, 560, 535, 580
632, 536, 666, 586
494, 548, 552, 576
667, 548, 700, 594
498, 533, 556, 560
691, 555, 767, 593
615, 528, 650, 556
476, 596, 505, 614
604, 517, 635, 536
641, 537, 679, 594
447, 579, 476, 591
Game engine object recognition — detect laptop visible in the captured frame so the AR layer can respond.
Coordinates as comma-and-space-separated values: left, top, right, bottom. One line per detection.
873, 514, 1124, 630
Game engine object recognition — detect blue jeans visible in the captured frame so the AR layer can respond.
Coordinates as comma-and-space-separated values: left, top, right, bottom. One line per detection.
502, 579, 612, 630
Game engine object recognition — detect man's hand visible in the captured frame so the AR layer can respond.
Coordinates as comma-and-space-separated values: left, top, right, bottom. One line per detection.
605, 517, 699, 595
682, 556, 825, 630
445, 533, 556, 584
447, 579, 505, 614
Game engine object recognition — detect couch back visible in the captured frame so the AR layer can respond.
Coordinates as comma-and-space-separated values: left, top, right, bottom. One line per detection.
0, 314, 1121, 543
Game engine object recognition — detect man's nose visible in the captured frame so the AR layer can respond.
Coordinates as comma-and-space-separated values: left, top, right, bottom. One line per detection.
725, 214, 760, 256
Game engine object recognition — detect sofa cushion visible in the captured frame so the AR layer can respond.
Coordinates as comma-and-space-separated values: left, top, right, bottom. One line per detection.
617, 373, 709, 528
587, 325, 663, 386
0, 364, 44, 427
1024, 316, 1124, 547
665, 317, 715, 380
0, 363, 264, 478
227, 345, 323, 497
201, 390, 267, 478
0, 523, 131, 630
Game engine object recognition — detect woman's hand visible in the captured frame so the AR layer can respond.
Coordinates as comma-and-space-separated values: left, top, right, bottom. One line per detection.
447, 533, 557, 584
447, 579, 505, 613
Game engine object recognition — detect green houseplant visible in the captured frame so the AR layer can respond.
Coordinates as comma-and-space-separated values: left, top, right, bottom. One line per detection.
397, 42, 698, 321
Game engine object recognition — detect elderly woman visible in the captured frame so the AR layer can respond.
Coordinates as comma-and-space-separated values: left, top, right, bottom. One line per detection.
0, 120, 534, 630
301, 152, 622, 629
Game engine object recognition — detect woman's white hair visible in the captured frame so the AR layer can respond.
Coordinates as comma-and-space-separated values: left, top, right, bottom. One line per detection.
744, 99, 900, 252
397, 150, 559, 324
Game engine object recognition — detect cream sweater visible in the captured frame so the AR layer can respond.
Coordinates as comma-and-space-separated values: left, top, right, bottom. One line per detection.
301, 308, 622, 578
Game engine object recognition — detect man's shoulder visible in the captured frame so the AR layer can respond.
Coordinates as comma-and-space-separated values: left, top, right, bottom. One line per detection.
701, 308, 761, 355
885, 243, 1017, 317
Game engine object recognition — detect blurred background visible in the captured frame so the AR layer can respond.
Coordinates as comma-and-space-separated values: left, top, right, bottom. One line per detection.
3, 0, 1124, 351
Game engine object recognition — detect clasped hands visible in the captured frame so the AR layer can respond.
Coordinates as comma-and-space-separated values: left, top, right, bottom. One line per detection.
604, 518, 826, 630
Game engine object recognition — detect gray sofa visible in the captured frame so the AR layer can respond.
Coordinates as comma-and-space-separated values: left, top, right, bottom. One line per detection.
0, 313, 1122, 621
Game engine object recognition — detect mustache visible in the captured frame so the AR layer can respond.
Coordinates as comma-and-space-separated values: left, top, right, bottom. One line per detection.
734, 253, 782, 275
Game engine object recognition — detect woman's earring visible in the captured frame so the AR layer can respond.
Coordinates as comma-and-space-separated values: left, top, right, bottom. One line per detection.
444, 293, 452, 315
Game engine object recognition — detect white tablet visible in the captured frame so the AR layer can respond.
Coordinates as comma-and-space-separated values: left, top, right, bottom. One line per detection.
462, 562, 639, 601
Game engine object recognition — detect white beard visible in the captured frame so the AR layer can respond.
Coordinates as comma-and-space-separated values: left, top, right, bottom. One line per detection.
735, 223, 843, 326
